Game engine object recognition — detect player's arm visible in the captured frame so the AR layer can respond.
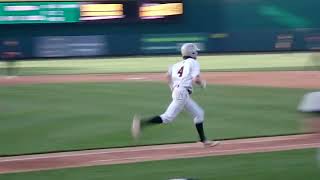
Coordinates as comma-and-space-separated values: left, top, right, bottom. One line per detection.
191, 61, 206, 88
166, 72, 172, 87
166, 65, 173, 90
193, 75, 206, 88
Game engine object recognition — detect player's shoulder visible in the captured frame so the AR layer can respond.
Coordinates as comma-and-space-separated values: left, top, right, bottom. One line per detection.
184, 57, 195, 61
184, 58, 199, 66
172, 61, 181, 68
182, 58, 194, 64
184, 57, 198, 62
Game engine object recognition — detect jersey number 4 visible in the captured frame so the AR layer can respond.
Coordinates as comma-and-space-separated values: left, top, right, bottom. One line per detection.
177, 66, 184, 77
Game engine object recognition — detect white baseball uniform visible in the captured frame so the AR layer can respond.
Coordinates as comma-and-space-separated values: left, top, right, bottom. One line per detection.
160, 57, 204, 124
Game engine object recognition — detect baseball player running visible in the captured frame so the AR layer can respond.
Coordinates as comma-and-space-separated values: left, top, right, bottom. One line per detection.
131, 43, 219, 147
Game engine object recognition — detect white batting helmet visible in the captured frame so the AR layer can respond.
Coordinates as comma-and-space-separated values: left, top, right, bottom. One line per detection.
181, 43, 200, 59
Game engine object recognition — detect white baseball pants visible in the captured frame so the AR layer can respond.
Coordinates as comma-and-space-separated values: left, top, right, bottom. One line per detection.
160, 87, 204, 124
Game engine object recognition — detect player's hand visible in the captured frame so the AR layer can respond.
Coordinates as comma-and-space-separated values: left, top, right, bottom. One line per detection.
169, 84, 173, 91
200, 80, 206, 89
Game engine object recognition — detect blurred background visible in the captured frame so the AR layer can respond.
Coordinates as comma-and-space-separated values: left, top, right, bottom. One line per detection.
0, 0, 320, 60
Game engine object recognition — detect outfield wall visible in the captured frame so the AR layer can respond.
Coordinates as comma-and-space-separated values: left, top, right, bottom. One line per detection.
1, 0, 320, 60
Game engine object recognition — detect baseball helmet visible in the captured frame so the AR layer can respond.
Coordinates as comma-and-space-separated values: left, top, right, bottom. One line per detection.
181, 43, 200, 59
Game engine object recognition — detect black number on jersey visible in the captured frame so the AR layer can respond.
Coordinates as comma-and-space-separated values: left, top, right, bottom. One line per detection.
177, 66, 184, 77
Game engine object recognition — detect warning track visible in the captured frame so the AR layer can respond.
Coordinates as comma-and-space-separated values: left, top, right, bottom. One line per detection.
0, 71, 320, 89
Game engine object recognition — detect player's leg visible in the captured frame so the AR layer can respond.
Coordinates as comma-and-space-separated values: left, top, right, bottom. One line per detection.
144, 87, 188, 126
131, 114, 162, 139
184, 98, 206, 142
184, 98, 219, 147
132, 87, 188, 139
138, 99, 185, 129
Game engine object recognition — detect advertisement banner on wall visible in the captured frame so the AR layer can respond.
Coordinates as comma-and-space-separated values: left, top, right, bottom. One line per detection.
140, 33, 208, 55
33, 35, 108, 57
0, 2, 80, 24
0, 37, 31, 60
0, 0, 183, 24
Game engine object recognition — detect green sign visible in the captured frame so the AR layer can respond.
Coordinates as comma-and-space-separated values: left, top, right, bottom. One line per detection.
0, 2, 80, 24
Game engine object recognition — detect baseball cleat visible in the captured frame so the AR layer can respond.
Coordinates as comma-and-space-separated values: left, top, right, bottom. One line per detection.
131, 114, 141, 140
202, 140, 220, 148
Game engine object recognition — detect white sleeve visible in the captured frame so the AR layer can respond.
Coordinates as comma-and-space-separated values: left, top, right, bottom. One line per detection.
167, 65, 173, 76
191, 61, 200, 78
167, 65, 173, 90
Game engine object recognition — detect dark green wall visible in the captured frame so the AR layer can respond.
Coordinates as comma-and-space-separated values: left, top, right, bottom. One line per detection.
1, 0, 319, 36
1, 0, 320, 59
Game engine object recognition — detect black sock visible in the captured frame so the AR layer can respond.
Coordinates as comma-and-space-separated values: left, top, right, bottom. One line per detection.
195, 122, 206, 142
141, 116, 163, 129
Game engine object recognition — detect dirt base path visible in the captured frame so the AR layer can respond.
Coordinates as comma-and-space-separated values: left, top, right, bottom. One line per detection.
0, 71, 320, 89
0, 134, 319, 174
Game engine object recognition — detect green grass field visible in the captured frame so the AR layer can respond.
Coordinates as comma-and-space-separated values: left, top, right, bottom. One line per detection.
0, 53, 318, 179
0, 82, 310, 156
0, 149, 319, 180
0, 53, 319, 75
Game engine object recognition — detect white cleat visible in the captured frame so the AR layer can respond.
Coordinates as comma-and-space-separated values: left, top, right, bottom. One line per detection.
131, 114, 141, 140
202, 140, 220, 148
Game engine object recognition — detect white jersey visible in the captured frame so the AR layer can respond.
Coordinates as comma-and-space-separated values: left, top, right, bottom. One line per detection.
168, 57, 200, 90
160, 57, 204, 124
